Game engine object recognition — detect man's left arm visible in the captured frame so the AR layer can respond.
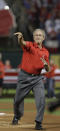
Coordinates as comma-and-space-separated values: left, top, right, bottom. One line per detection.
40, 57, 50, 72
44, 61, 49, 72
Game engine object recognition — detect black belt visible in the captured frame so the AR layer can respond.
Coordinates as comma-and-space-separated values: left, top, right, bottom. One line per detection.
21, 69, 40, 76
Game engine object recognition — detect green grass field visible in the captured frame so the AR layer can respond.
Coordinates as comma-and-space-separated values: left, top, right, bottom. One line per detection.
2, 88, 60, 96
0, 98, 60, 116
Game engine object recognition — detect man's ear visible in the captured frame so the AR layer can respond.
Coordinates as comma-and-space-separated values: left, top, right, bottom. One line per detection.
43, 36, 45, 41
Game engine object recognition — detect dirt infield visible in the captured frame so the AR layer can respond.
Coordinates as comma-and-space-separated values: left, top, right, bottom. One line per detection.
0, 99, 60, 131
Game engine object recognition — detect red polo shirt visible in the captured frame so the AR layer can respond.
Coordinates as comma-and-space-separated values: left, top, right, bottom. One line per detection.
21, 41, 49, 74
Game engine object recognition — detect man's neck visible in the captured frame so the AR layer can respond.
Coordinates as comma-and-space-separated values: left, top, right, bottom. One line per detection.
38, 43, 42, 49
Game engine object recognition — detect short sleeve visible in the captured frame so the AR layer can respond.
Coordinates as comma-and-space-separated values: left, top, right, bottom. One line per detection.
22, 41, 32, 51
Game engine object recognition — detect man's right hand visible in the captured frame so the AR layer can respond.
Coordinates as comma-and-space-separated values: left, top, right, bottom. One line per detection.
14, 32, 23, 39
14, 32, 26, 46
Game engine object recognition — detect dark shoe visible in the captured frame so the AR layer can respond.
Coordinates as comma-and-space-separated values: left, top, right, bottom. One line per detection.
35, 122, 43, 130
12, 116, 18, 125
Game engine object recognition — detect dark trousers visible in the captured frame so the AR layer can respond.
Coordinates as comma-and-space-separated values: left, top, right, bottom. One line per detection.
14, 70, 45, 123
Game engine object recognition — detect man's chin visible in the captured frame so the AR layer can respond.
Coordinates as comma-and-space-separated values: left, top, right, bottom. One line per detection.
37, 41, 42, 45
35, 40, 42, 44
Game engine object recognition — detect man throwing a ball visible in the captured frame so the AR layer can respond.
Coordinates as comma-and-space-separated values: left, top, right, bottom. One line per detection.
12, 29, 49, 130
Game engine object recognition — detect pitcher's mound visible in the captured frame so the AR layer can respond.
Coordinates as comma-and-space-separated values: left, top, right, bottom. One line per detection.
0, 113, 6, 116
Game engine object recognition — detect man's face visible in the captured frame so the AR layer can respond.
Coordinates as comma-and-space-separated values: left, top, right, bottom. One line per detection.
33, 30, 45, 44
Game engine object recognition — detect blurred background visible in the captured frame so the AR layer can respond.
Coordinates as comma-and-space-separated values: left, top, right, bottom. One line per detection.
0, 0, 60, 98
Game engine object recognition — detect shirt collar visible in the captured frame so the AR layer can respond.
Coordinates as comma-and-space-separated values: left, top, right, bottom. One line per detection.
33, 42, 44, 49
33, 42, 39, 48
